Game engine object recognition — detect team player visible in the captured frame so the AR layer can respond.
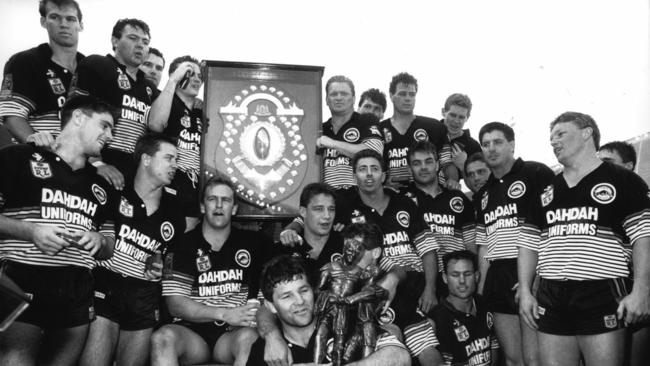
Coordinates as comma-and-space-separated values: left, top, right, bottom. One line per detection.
0, 95, 118, 365
150, 177, 267, 366
148, 55, 203, 230
79, 133, 185, 366
475, 121, 554, 366
518, 112, 650, 366
139, 47, 165, 88
357, 88, 387, 121
464, 152, 491, 197
319, 75, 384, 189
598, 140, 637, 171
380, 72, 458, 188
401, 141, 476, 299
69, 18, 156, 190
429, 250, 499, 366
440, 93, 482, 180
0, 0, 84, 142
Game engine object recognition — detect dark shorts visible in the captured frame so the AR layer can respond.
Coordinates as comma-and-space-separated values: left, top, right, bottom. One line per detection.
172, 320, 230, 350
169, 170, 200, 218
483, 259, 518, 314
2, 261, 94, 329
93, 267, 161, 330
536, 277, 629, 335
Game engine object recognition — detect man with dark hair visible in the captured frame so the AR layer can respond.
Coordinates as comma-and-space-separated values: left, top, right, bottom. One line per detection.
441, 93, 482, 180
319, 75, 384, 189
0, 0, 84, 143
358, 88, 387, 120
464, 152, 490, 196
402, 141, 476, 299
148, 55, 203, 230
380, 72, 458, 189
475, 121, 554, 366
79, 132, 185, 366
0, 95, 118, 365
139, 47, 165, 87
598, 140, 637, 171
518, 112, 650, 366
429, 250, 499, 366
150, 176, 267, 366
69, 17, 156, 191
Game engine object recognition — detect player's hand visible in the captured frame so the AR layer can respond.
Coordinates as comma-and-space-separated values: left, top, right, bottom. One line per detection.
518, 289, 539, 330
169, 62, 194, 84
617, 290, 650, 326
144, 261, 163, 280
377, 274, 398, 313
280, 229, 302, 247
75, 231, 106, 257
264, 330, 294, 366
97, 164, 125, 191
316, 136, 334, 149
442, 179, 461, 191
31, 224, 70, 255
222, 303, 259, 326
451, 144, 468, 170
26, 131, 57, 150
418, 285, 437, 314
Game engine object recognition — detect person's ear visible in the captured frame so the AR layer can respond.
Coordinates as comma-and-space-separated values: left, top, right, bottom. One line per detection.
265, 299, 277, 314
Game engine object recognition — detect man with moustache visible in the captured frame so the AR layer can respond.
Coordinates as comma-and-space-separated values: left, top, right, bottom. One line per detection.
139, 47, 165, 88
70, 18, 156, 190
358, 88, 387, 121
0, 0, 85, 142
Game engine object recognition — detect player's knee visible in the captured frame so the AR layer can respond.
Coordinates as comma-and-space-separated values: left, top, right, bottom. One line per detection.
235, 327, 259, 348
150, 326, 178, 354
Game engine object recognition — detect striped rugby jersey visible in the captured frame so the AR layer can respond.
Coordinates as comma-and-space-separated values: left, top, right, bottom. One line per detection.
519, 162, 650, 280
162, 95, 202, 175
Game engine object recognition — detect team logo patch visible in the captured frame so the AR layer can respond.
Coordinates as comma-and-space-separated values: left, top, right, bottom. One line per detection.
117, 71, 131, 90
94, 291, 106, 299
0, 73, 13, 96
481, 191, 489, 210
450, 197, 464, 213
235, 249, 251, 268
91, 184, 107, 205
486, 311, 494, 329
160, 221, 174, 241
370, 125, 381, 136
396, 211, 410, 228
604, 314, 618, 329
537, 306, 546, 316
48, 77, 66, 95
383, 128, 392, 143
119, 197, 134, 217
413, 128, 429, 142
331, 253, 342, 263
180, 114, 191, 128
343, 128, 360, 142
378, 307, 395, 325
507, 181, 526, 199
30, 160, 52, 179
591, 183, 616, 204
196, 254, 212, 272
351, 210, 366, 224
453, 320, 469, 342
541, 185, 554, 207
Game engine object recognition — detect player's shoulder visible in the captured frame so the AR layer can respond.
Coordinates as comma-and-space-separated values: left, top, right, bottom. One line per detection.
78, 54, 113, 69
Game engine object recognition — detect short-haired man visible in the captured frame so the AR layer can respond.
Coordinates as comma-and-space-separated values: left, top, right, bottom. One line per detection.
402, 141, 476, 299
139, 47, 165, 88
148, 55, 203, 230
464, 152, 490, 196
150, 177, 267, 366
247, 241, 410, 365
70, 18, 156, 190
598, 140, 637, 171
441, 93, 482, 180
475, 121, 554, 366
429, 250, 499, 365
0, 95, 118, 365
0, 0, 84, 142
319, 75, 384, 189
518, 112, 650, 366
380, 72, 458, 188
79, 133, 185, 366
358, 88, 387, 121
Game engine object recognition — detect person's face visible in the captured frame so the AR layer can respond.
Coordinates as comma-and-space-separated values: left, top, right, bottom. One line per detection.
78, 111, 114, 156
202, 184, 237, 229
112, 25, 150, 68
176, 62, 203, 98
550, 122, 589, 166
465, 160, 490, 193
326, 82, 355, 116
354, 157, 385, 194
598, 149, 633, 170
41, 2, 83, 48
409, 150, 438, 186
143, 142, 177, 186
391, 83, 417, 114
481, 130, 514, 170
269, 275, 314, 328
358, 98, 384, 120
443, 259, 478, 300
300, 194, 335, 238
442, 105, 469, 137
139, 54, 164, 86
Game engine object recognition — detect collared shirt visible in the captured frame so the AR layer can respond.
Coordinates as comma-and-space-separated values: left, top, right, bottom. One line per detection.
266, 231, 343, 280
162, 95, 202, 175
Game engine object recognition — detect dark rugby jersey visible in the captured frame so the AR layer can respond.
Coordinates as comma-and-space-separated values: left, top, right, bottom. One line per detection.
336, 188, 438, 272
70, 54, 157, 170
430, 297, 499, 366
402, 184, 476, 269
0, 144, 116, 268
380, 116, 451, 183
475, 158, 554, 261
266, 232, 343, 281
0, 43, 84, 137
162, 225, 268, 310
519, 162, 650, 280
162, 95, 202, 175
322, 112, 383, 188
98, 186, 185, 281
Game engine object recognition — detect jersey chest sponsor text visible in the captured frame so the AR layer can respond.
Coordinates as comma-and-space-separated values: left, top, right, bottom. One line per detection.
545, 206, 599, 237
121, 95, 149, 123
387, 147, 408, 168
40, 188, 99, 229
197, 269, 244, 297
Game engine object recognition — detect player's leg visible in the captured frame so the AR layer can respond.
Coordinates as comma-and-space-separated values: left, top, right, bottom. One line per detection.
150, 323, 211, 366
578, 329, 625, 366
629, 326, 650, 366
78, 316, 120, 366
521, 315, 540, 366
38, 323, 90, 366
213, 326, 259, 366
537, 332, 580, 366
494, 313, 524, 366
0, 321, 42, 365
116, 328, 154, 366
